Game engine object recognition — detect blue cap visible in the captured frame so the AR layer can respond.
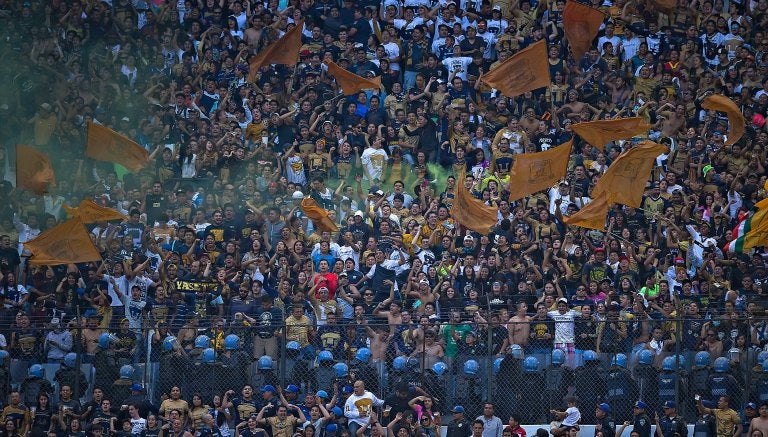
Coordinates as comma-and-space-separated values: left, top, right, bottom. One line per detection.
331, 407, 343, 416
326, 424, 338, 433
663, 401, 676, 409
286, 384, 299, 393
316, 390, 329, 399
451, 406, 465, 413
131, 383, 144, 391
342, 385, 353, 393
162, 244, 173, 251
747, 403, 758, 410
634, 401, 647, 409
598, 403, 611, 413
261, 385, 277, 393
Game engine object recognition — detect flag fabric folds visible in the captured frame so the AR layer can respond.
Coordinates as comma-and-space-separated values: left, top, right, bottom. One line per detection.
247, 20, 304, 83
300, 198, 339, 233
648, 0, 677, 10
508, 140, 573, 201
25, 218, 102, 265
16, 144, 55, 195
701, 94, 745, 146
452, 172, 499, 234
480, 39, 551, 98
572, 117, 651, 151
592, 140, 668, 208
63, 199, 127, 223
326, 61, 382, 95
563, 1, 607, 60
86, 123, 150, 173
724, 208, 768, 253
562, 193, 610, 231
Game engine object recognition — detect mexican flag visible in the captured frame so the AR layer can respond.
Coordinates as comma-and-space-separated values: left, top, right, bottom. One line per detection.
724, 207, 768, 253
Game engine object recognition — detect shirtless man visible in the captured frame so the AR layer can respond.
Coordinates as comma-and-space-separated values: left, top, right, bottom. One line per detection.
367, 324, 393, 365
372, 280, 403, 327
81, 315, 103, 357
508, 302, 531, 347
243, 14, 266, 50
658, 103, 687, 139
519, 106, 540, 138
749, 403, 768, 437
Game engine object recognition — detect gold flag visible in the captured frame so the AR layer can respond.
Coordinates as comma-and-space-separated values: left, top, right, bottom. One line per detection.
247, 21, 304, 83
563, 193, 610, 231
480, 40, 551, 98
701, 94, 745, 146
300, 198, 339, 233
563, 1, 607, 60
326, 61, 382, 95
25, 218, 102, 265
648, 0, 678, 11
16, 144, 55, 195
508, 140, 573, 201
86, 122, 150, 173
64, 199, 128, 223
451, 172, 499, 234
572, 117, 651, 151
592, 140, 668, 208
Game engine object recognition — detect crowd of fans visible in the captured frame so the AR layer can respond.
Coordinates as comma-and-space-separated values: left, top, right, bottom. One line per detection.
4, 0, 768, 436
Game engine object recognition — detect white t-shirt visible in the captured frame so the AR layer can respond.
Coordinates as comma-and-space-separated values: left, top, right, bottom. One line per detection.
563, 407, 581, 426
441, 56, 473, 81
130, 417, 147, 434
547, 309, 579, 344
343, 392, 385, 426
360, 148, 388, 182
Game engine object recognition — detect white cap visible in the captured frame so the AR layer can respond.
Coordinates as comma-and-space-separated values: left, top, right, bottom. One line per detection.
292, 191, 304, 199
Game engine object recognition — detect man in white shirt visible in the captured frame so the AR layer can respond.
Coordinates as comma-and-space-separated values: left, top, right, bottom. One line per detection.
360, 138, 388, 183
547, 298, 580, 367
344, 380, 384, 436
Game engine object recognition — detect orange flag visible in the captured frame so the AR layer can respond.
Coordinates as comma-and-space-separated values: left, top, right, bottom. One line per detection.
16, 144, 55, 195
63, 199, 127, 223
592, 140, 668, 208
300, 198, 339, 233
480, 40, 551, 98
25, 218, 102, 265
572, 117, 651, 151
247, 21, 304, 83
508, 140, 573, 201
451, 172, 499, 234
86, 122, 150, 172
326, 61, 382, 95
563, 193, 610, 231
648, 0, 677, 11
563, 0, 607, 60
701, 94, 745, 146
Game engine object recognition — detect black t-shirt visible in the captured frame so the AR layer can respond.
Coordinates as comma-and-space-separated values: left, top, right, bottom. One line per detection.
0, 247, 20, 274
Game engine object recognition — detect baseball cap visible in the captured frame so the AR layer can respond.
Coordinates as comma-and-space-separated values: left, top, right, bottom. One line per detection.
260, 385, 277, 393
342, 385, 353, 393
326, 424, 338, 434
285, 384, 299, 393
331, 407, 344, 416
451, 406, 465, 413
634, 401, 647, 409
131, 383, 144, 392
557, 297, 568, 304
316, 390, 329, 399
674, 257, 685, 264
663, 401, 676, 409
747, 403, 758, 410
598, 403, 611, 413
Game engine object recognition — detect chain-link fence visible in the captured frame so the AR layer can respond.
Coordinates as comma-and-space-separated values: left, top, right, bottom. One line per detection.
4, 315, 766, 427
